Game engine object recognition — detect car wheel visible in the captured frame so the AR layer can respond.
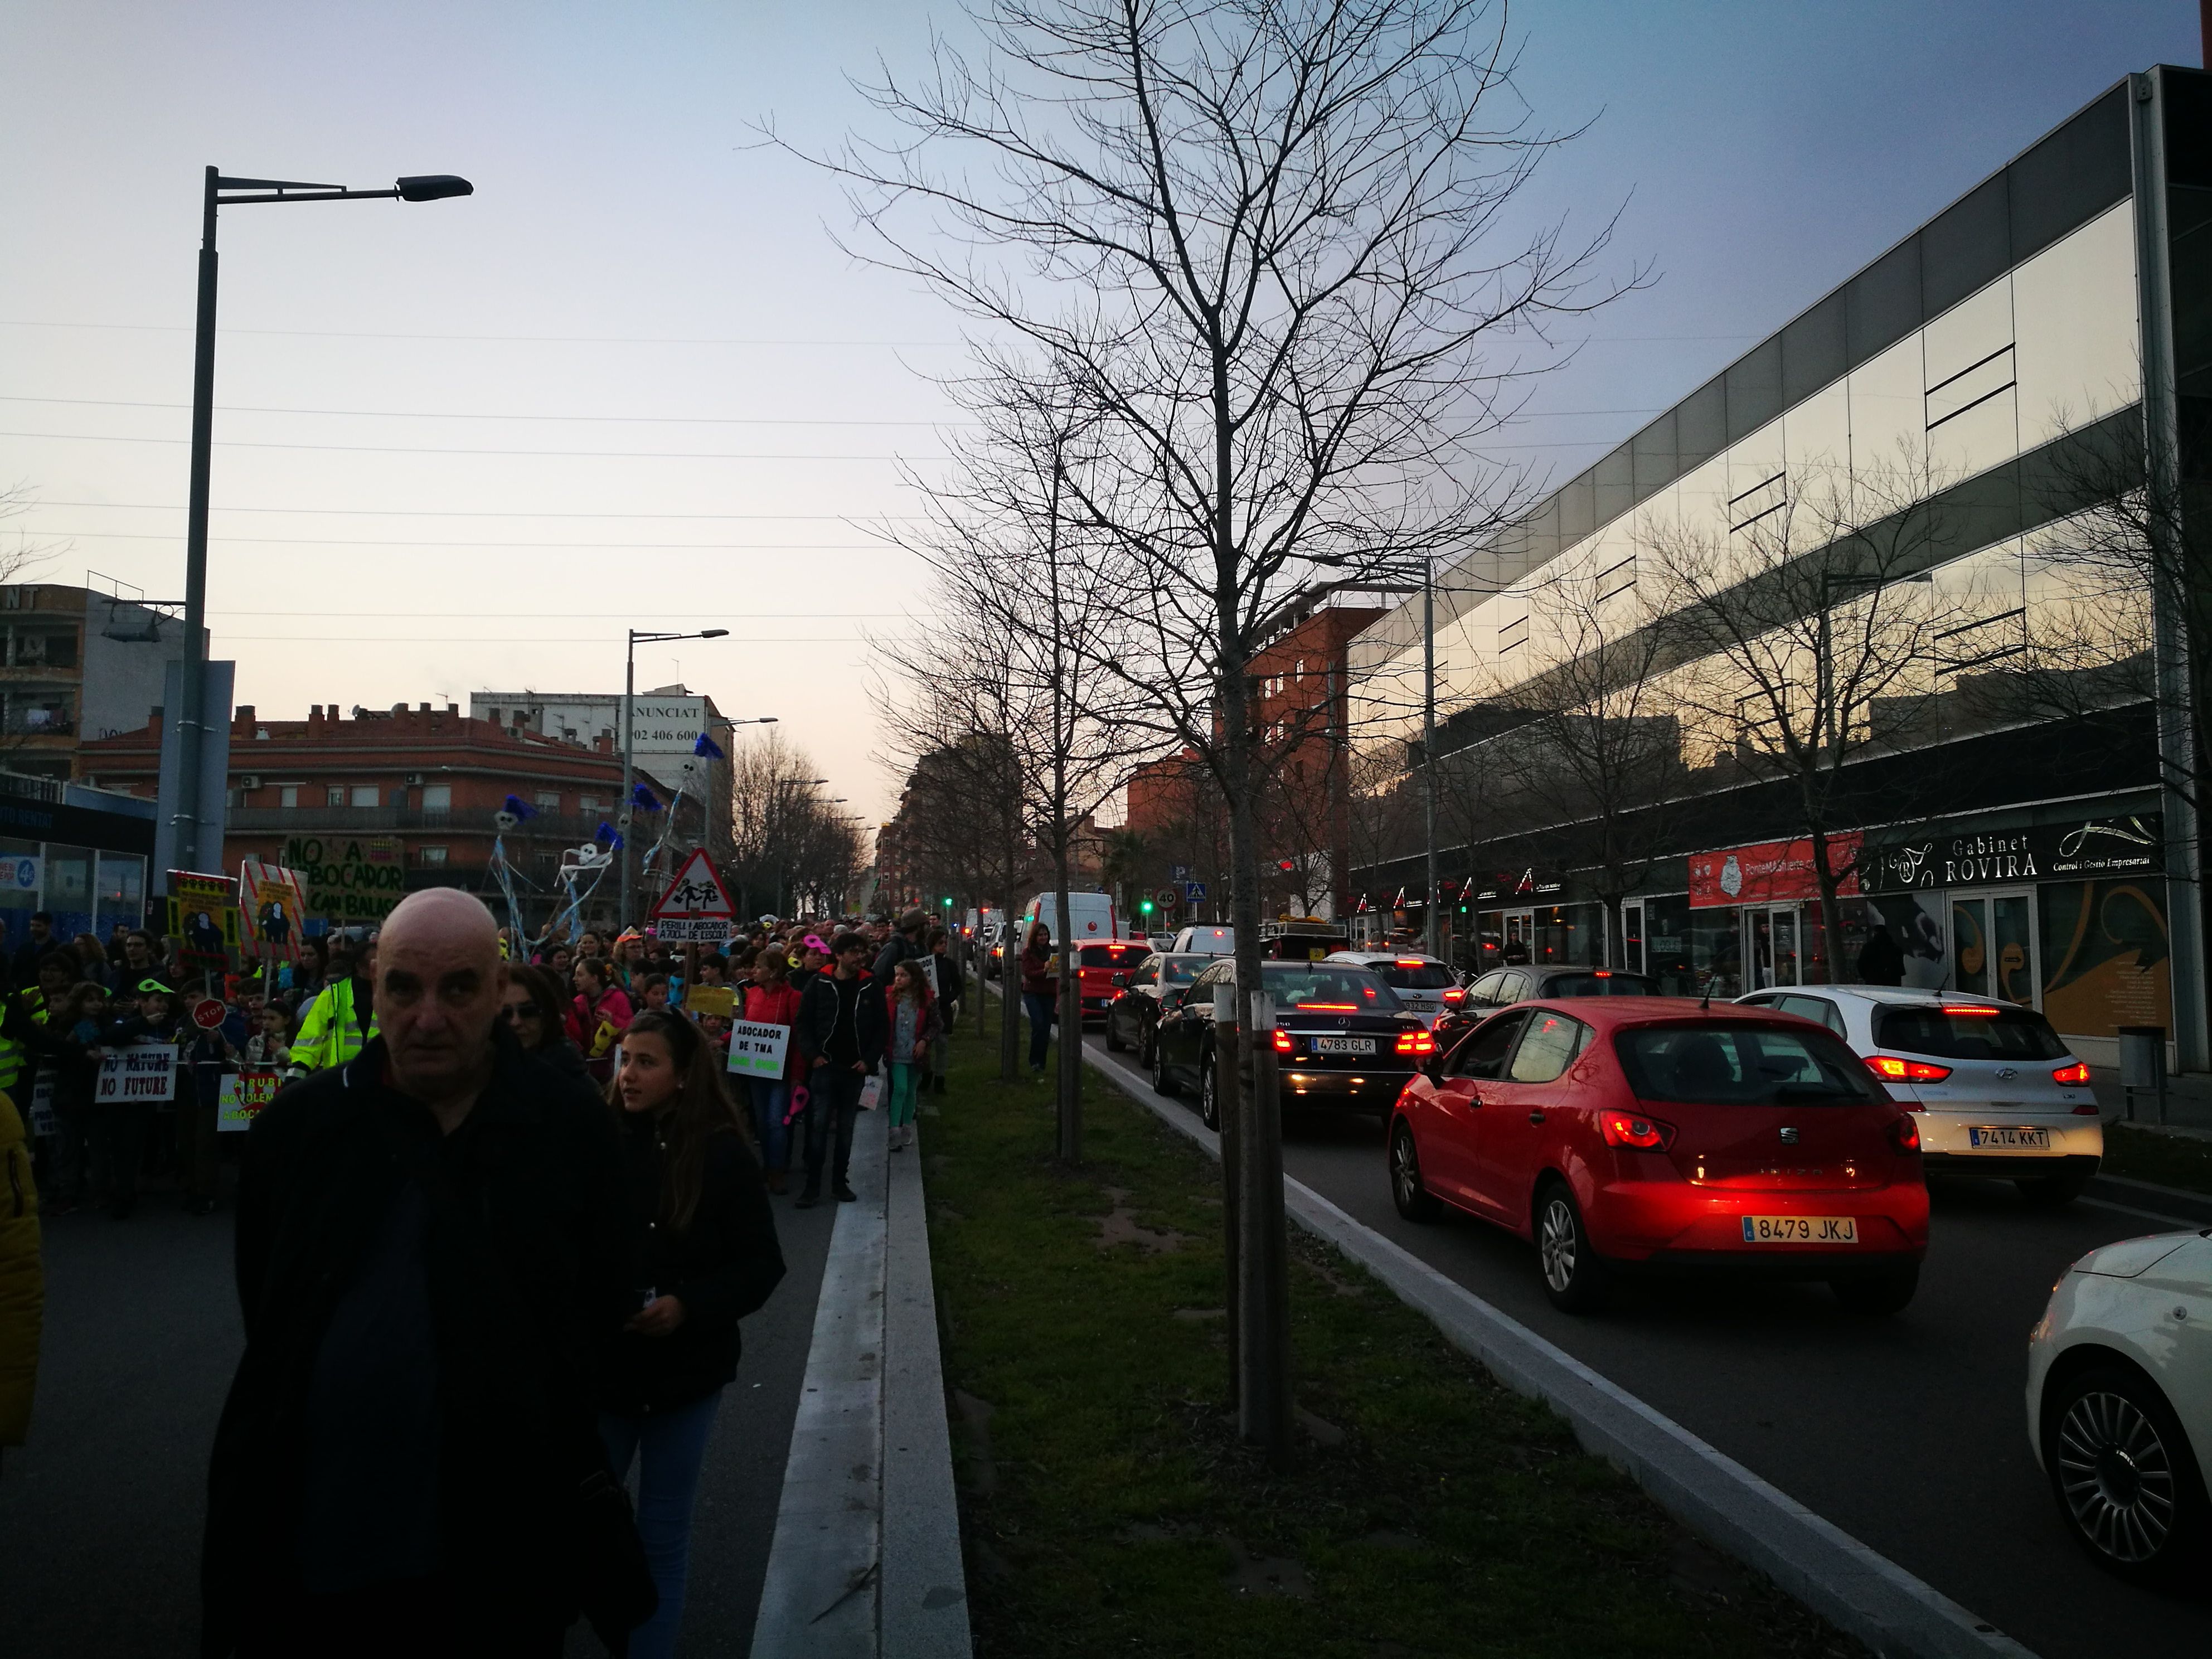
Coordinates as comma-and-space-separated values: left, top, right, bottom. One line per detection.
2018, 1166, 2094, 1209
1105, 1011, 1126, 1052
2044, 1361, 2209, 1585
1389, 1120, 1441, 1223
1150, 1039, 1178, 1098
1535, 1180, 1608, 1313
1830, 1263, 1919, 1316
1138, 1024, 1156, 1070
1197, 1056, 1220, 1131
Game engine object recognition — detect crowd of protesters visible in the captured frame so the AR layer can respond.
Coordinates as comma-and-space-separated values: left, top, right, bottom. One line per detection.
0, 891, 969, 1655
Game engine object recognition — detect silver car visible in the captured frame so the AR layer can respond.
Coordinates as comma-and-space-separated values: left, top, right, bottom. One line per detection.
1735, 985, 2102, 1206
1326, 949, 1465, 1029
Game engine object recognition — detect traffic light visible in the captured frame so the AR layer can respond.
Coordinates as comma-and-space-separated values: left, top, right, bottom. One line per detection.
1140, 899, 1154, 914
1275, 858, 1295, 872
941, 895, 954, 908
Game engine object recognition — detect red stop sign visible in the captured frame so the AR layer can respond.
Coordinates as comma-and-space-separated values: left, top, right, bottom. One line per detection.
192, 997, 227, 1031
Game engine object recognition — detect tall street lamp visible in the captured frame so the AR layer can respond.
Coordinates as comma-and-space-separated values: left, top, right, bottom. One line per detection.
620, 626, 764, 920
176, 168, 473, 876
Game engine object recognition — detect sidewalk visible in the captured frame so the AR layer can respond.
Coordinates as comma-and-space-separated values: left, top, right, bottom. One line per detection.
2088, 1065, 2212, 1132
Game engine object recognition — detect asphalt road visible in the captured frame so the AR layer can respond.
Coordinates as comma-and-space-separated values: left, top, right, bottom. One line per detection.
1083, 1027, 2212, 1659
0, 1148, 835, 1659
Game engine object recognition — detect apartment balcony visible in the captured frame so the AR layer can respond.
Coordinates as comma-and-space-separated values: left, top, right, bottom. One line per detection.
226, 806, 613, 841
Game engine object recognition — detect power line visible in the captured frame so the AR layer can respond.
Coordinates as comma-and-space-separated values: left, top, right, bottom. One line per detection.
1, 430, 933, 462
15, 501, 920, 519
206, 609, 901, 618
0, 394, 964, 428
216, 634, 866, 644
27, 530, 890, 550
0, 392, 1663, 425
0, 319, 963, 347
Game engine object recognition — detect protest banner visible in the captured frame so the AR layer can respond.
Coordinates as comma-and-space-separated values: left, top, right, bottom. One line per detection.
239, 860, 309, 963
166, 869, 239, 968
218, 1071, 282, 1133
685, 983, 736, 1019
27, 1070, 56, 1138
95, 1041, 178, 1104
281, 836, 407, 925
724, 1020, 790, 1080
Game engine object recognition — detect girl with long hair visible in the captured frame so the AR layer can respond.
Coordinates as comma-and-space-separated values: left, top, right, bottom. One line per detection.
884, 959, 940, 1152
740, 950, 804, 1192
600, 1011, 785, 1659
571, 958, 634, 1083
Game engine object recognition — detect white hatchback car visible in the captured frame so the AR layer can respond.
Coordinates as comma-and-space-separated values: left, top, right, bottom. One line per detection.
1326, 950, 1466, 1029
1735, 986, 2102, 1206
2027, 1228, 2212, 1583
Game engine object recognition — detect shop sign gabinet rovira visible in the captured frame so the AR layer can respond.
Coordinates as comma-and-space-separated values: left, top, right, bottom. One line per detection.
1859, 811, 2164, 894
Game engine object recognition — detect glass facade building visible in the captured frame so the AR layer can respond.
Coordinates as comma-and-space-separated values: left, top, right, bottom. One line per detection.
1348, 69, 2212, 1064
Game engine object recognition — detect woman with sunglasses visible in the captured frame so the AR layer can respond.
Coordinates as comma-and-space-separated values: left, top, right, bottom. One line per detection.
601, 1011, 784, 1659
499, 964, 588, 1080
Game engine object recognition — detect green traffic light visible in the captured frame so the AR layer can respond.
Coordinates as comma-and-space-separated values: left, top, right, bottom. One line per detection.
942, 896, 953, 906
1140, 900, 1154, 913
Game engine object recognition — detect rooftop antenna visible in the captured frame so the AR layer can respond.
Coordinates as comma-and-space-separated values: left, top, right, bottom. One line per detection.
1699, 969, 1713, 1012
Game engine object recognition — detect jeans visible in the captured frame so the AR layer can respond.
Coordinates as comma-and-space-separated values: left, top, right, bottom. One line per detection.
803, 1063, 867, 1192
888, 1061, 922, 1128
1023, 992, 1055, 1070
597, 1390, 723, 1659
749, 1078, 792, 1171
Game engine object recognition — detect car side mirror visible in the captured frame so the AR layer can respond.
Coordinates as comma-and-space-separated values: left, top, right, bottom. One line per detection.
1111, 972, 1134, 989
1160, 988, 1184, 1010
1423, 1054, 1447, 1083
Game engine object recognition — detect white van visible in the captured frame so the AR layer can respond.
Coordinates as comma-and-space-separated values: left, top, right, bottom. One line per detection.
1017, 891, 1117, 948
1171, 923, 1235, 955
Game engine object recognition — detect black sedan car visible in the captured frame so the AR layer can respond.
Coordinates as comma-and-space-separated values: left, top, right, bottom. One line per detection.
1148, 958, 1433, 1128
1103, 953, 1212, 1063
1432, 964, 1660, 1047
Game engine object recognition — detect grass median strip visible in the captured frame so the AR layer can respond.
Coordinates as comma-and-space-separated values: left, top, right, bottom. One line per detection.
925, 1000, 1862, 1657
2100, 1121, 2212, 1199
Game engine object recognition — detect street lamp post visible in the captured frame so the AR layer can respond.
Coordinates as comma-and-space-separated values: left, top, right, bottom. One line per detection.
619, 627, 759, 921
176, 168, 472, 877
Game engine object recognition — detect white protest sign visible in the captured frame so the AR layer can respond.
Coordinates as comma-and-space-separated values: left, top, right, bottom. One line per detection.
218, 1071, 282, 1132
95, 1040, 178, 1104
27, 1070, 56, 1137
724, 1020, 791, 1080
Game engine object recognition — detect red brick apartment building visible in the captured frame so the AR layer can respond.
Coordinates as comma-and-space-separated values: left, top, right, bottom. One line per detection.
79, 701, 629, 928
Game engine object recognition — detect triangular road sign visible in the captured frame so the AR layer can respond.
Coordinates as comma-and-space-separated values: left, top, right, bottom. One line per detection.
650, 848, 738, 929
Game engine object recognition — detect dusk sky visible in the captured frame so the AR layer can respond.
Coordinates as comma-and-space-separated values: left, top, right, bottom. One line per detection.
1, 1, 2196, 824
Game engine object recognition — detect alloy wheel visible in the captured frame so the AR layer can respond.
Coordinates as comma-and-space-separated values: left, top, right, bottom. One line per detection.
1199, 1060, 1219, 1129
1539, 1196, 1579, 1294
2056, 1389, 2179, 1564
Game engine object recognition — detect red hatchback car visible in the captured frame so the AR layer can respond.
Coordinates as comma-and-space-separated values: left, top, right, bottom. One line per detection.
1389, 998, 1929, 1314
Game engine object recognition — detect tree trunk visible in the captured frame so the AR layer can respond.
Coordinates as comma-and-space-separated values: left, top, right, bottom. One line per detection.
1054, 877, 1080, 1162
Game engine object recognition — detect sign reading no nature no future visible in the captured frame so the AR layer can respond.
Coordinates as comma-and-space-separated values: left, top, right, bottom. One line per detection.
282, 836, 407, 924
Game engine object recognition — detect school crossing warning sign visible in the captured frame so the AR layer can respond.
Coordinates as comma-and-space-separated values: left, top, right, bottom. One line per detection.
649, 849, 738, 942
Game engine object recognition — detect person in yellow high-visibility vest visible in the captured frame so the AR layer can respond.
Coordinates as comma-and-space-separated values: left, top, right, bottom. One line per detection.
292, 934, 379, 1072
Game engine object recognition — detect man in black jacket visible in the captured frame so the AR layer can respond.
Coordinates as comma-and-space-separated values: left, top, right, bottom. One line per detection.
203, 888, 637, 1658
793, 931, 886, 1209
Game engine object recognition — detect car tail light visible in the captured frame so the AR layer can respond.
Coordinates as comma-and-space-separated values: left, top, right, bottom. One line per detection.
1866, 1055, 1951, 1083
1889, 1115, 1922, 1153
1394, 1030, 1436, 1055
2051, 1061, 2091, 1085
1599, 1110, 1673, 1149
1440, 987, 1466, 1003
1939, 1004, 2000, 1016
1272, 1030, 1293, 1054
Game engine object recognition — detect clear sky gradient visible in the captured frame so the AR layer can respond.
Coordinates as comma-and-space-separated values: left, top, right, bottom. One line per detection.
0, 1, 2196, 825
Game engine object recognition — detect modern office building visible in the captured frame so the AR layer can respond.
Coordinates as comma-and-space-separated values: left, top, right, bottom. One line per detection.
1348, 66, 2211, 1066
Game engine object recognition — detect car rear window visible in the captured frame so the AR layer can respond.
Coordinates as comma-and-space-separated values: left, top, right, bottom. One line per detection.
1159, 957, 1201, 984
1375, 962, 1457, 990
1079, 945, 1139, 967
1546, 972, 1655, 997
1261, 963, 1401, 1011
1616, 1023, 1883, 1107
1873, 1005, 2067, 1061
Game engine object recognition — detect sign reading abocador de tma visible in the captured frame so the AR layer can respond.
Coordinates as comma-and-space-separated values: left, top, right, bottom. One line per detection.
1860, 812, 2163, 893
282, 836, 407, 923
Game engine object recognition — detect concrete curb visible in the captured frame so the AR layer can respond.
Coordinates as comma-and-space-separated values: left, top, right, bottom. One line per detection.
882, 1117, 976, 1656
1078, 1039, 2038, 1659
748, 1103, 973, 1658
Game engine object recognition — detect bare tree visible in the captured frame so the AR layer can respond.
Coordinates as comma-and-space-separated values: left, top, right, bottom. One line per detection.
726, 730, 856, 918
1642, 453, 1981, 964
789, 0, 1627, 1458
